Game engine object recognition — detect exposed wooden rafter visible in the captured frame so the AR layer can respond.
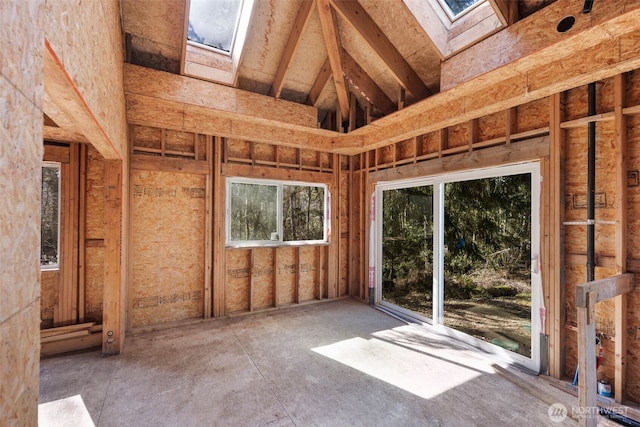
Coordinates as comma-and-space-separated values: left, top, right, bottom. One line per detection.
341, 49, 396, 116
317, 0, 350, 119
331, 0, 431, 99
269, 0, 316, 98
307, 57, 332, 106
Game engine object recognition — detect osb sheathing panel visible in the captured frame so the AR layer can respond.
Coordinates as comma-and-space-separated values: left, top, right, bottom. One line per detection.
447, 123, 469, 149
279, 146, 298, 166
131, 170, 205, 327
252, 248, 274, 310
419, 132, 440, 156
40, 271, 58, 328
627, 116, 640, 260
121, 0, 184, 65
0, 2, 43, 423
44, 0, 127, 157
478, 111, 505, 142
320, 153, 332, 170
254, 142, 276, 163
396, 139, 415, 162
628, 288, 640, 402
298, 246, 318, 301
626, 70, 640, 106
276, 247, 296, 305
227, 139, 251, 160
515, 97, 549, 132
377, 145, 394, 166
340, 238, 348, 296
86, 146, 105, 239
85, 247, 104, 324
565, 80, 616, 121
226, 250, 250, 313
132, 125, 162, 150
301, 150, 319, 169
165, 129, 195, 155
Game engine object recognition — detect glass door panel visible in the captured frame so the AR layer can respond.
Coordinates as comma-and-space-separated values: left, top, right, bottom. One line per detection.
381, 186, 434, 320
443, 174, 532, 357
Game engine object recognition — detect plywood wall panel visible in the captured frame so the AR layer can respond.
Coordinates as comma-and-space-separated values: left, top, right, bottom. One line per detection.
276, 247, 296, 305
227, 139, 251, 160
627, 116, 640, 260
132, 125, 162, 150
626, 69, 640, 106
131, 170, 205, 327
84, 247, 104, 324
40, 271, 58, 329
627, 288, 640, 402
301, 149, 320, 169
478, 111, 505, 142
340, 238, 348, 296
418, 132, 440, 156
165, 129, 195, 155
226, 250, 250, 313
516, 97, 549, 132
565, 84, 590, 121
279, 146, 298, 166
254, 142, 277, 164
395, 138, 415, 162
377, 145, 394, 166
86, 146, 105, 239
252, 248, 275, 309
447, 123, 469, 149
298, 246, 317, 301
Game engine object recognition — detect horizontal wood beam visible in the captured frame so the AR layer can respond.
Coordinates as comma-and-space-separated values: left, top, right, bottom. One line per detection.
270, 0, 315, 98
575, 273, 634, 308
441, 0, 640, 90
130, 154, 210, 174
331, 0, 430, 99
369, 136, 549, 183
124, 63, 318, 129
342, 49, 396, 116
44, 42, 121, 160
125, 93, 362, 153
221, 163, 333, 185
43, 125, 89, 144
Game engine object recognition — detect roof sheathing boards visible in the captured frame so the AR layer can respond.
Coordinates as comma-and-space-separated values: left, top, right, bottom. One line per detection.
357, 0, 440, 95
122, 0, 185, 73
237, 0, 299, 94
284, 7, 331, 102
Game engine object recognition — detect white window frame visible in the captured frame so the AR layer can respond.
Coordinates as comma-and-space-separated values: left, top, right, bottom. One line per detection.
41, 161, 61, 271
437, 0, 486, 22
375, 161, 541, 372
226, 177, 330, 248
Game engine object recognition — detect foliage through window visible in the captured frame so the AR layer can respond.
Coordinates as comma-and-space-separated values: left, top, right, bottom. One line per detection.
188, 0, 244, 53
41, 163, 60, 268
228, 179, 328, 246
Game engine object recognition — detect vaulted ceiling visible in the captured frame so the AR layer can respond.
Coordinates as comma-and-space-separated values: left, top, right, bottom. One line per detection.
121, 0, 557, 131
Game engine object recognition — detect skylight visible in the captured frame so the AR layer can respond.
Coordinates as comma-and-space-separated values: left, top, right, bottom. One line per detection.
188, 0, 244, 54
439, 0, 483, 19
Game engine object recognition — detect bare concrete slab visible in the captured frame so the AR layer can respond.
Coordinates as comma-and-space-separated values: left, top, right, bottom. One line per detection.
40, 299, 578, 426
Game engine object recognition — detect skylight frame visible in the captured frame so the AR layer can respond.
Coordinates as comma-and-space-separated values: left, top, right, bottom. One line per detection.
187, 0, 245, 57
437, 0, 486, 22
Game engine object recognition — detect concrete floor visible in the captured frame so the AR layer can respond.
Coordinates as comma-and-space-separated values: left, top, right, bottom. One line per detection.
39, 299, 579, 426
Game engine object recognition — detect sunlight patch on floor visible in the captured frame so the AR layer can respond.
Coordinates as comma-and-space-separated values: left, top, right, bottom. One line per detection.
39, 394, 95, 427
312, 328, 495, 400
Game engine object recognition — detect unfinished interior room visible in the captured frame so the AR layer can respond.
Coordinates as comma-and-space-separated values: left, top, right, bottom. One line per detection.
4, 0, 640, 425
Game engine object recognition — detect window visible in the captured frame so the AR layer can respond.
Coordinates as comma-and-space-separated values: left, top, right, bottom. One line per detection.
227, 178, 328, 247
41, 163, 60, 269
187, 0, 244, 54
438, 0, 484, 20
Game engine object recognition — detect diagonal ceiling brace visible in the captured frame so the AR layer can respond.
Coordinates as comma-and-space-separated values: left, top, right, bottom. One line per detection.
317, 0, 350, 119
331, 0, 431, 100
269, 0, 316, 98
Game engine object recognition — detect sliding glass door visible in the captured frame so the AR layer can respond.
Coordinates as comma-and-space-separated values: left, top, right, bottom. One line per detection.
376, 163, 541, 371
